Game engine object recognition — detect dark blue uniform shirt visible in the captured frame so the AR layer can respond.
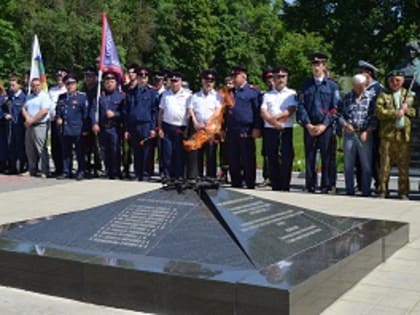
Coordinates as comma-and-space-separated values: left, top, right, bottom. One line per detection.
90, 90, 124, 128
0, 95, 8, 121
297, 78, 340, 127
56, 92, 89, 136
124, 85, 158, 133
225, 83, 262, 131
7, 90, 26, 124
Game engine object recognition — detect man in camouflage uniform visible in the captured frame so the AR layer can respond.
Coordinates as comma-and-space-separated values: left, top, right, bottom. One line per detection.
376, 70, 416, 199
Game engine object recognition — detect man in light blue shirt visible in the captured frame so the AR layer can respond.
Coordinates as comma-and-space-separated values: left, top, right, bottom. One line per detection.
22, 78, 51, 177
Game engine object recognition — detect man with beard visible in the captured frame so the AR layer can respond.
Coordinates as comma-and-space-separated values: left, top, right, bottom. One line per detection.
376, 70, 416, 199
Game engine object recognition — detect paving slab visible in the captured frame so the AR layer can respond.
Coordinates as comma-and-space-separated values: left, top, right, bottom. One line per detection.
0, 174, 419, 315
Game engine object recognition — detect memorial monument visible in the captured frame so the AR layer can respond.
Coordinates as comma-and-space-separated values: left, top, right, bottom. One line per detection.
0, 182, 409, 314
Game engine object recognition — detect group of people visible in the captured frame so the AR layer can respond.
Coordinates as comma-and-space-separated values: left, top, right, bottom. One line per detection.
0, 41, 419, 199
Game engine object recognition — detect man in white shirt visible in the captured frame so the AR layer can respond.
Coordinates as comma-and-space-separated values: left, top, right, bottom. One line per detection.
188, 69, 222, 178
49, 68, 68, 176
22, 78, 52, 177
158, 71, 191, 179
261, 66, 297, 191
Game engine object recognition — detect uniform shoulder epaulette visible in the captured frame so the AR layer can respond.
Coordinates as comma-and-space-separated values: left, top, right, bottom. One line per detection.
249, 84, 258, 90
77, 91, 87, 95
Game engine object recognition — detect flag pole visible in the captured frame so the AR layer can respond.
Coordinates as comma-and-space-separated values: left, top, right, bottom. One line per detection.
96, 13, 106, 123
28, 35, 36, 95
96, 70, 102, 123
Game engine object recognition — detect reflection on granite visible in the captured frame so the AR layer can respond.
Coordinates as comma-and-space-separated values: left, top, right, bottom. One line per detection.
204, 189, 377, 269
1, 189, 253, 269
0, 187, 409, 315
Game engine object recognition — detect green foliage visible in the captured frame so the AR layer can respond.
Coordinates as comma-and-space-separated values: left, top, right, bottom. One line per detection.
272, 31, 332, 89
0, 18, 24, 77
283, 0, 419, 77
0, 0, 417, 89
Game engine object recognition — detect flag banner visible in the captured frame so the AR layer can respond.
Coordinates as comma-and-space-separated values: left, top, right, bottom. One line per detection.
29, 34, 48, 94
99, 13, 123, 77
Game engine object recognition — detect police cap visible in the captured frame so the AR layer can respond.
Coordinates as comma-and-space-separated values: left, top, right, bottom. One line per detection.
64, 73, 78, 84
358, 60, 379, 74
308, 52, 328, 63
83, 66, 97, 76
272, 66, 289, 76
231, 66, 247, 76
103, 71, 117, 81
169, 70, 184, 81
56, 67, 69, 77
136, 66, 151, 77
201, 69, 217, 81
154, 70, 165, 80
387, 69, 405, 78
262, 67, 273, 80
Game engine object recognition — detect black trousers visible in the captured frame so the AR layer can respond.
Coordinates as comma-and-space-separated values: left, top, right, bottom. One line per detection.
264, 127, 294, 191
303, 127, 333, 192
227, 129, 256, 189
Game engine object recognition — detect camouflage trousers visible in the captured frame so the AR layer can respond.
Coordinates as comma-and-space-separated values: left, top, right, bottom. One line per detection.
379, 136, 411, 197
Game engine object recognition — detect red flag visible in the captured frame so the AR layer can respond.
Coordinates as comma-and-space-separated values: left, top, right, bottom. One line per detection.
99, 13, 123, 77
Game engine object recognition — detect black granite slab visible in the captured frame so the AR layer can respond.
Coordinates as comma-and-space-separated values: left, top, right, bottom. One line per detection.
0, 187, 409, 315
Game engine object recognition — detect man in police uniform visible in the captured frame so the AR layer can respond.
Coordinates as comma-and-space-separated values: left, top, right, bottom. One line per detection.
124, 66, 159, 181
188, 69, 222, 178
91, 71, 124, 179
81, 66, 102, 178
358, 60, 384, 193
260, 67, 275, 186
261, 66, 297, 191
225, 66, 261, 189
376, 70, 416, 199
49, 67, 68, 176
56, 74, 89, 180
153, 70, 166, 96
0, 84, 9, 173
158, 71, 191, 179
5, 75, 26, 174
121, 63, 139, 178
296, 52, 340, 193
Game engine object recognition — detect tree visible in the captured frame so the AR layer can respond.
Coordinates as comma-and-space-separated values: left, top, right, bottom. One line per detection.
283, 0, 419, 77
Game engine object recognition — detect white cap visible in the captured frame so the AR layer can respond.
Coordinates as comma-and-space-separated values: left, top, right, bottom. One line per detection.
352, 74, 367, 85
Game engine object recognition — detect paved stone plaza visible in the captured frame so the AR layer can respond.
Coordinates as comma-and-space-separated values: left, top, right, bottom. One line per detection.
0, 174, 419, 315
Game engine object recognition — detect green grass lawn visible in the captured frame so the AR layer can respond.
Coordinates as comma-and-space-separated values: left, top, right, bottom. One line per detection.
255, 126, 344, 172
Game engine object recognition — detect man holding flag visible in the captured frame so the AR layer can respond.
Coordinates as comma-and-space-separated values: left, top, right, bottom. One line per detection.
22, 35, 51, 177
93, 13, 124, 177
98, 13, 123, 90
